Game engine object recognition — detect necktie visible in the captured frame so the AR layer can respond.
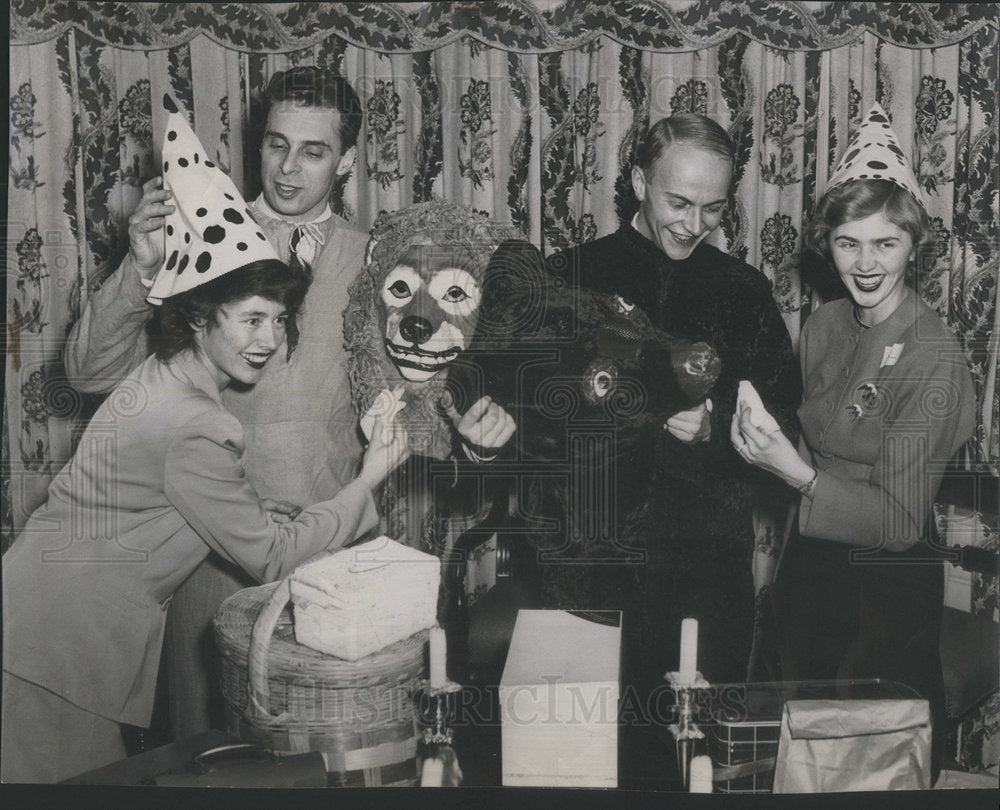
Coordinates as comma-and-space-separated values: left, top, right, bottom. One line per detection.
287, 221, 326, 278
288, 226, 312, 279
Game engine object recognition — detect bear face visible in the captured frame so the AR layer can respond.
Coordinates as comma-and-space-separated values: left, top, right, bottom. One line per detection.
380, 242, 484, 382
345, 200, 521, 460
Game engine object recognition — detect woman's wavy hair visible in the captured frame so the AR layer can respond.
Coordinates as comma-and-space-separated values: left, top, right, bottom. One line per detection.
156, 260, 309, 362
806, 179, 932, 263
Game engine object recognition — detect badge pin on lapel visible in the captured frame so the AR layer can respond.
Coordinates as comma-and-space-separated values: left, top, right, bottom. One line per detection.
880, 343, 904, 368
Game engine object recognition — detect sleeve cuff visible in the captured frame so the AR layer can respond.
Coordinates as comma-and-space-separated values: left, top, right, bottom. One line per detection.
798, 468, 879, 546
462, 442, 498, 464
123, 256, 156, 296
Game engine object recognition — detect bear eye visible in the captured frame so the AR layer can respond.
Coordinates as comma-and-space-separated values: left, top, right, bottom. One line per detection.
388, 280, 411, 298
442, 285, 468, 303
592, 370, 614, 398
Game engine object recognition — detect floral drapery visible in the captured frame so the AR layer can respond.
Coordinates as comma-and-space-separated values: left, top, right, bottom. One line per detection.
6, 2, 999, 545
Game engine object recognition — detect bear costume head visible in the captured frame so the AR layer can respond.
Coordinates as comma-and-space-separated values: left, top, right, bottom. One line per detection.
344, 200, 521, 460
462, 239, 721, 462
456, 239, 722, 558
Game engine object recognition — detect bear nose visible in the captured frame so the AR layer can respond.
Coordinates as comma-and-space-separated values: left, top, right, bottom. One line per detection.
400, 316, 434, 345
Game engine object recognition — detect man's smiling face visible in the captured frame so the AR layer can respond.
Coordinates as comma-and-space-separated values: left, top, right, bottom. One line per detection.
260, 101, 351, 220
631, 143, 732, 261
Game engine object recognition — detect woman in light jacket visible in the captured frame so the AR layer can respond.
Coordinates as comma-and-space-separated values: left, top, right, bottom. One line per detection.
2, 105, 409, 782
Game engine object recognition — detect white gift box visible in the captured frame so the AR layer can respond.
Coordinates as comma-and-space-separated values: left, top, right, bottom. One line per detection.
289, 536, 440, 661
499, 610, 621, 787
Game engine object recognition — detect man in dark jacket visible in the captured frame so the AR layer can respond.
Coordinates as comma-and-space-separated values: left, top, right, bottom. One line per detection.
543, 114, 802, 786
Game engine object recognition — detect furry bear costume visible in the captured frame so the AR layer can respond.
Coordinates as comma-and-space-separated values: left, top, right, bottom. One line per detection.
344, 207, 724, 694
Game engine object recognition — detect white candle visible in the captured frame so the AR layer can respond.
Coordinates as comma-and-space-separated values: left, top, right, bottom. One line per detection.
430, 626, 447, 688
689, 755, 713, 793
679, 617, 698, 682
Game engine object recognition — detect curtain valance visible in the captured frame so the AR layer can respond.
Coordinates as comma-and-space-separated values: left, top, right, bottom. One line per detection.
10, 1, 999, 54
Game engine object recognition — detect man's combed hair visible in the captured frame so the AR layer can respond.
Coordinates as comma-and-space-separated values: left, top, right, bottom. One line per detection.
264, 66, 363, 151
157, 260, 309, 362
636, 113, 735, 172
806, 179, 932, 261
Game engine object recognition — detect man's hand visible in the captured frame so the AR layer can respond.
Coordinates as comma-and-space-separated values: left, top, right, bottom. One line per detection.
665, 399, 712, 444
262, 499, 303, 524
445, 395, 516, 455
128, 176, 174, 280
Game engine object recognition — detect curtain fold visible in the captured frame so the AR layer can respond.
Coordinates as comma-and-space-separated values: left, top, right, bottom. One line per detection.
6, 2, 998, 546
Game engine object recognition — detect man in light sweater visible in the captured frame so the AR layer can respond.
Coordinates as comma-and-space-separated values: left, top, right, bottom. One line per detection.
65, 68, 513, 741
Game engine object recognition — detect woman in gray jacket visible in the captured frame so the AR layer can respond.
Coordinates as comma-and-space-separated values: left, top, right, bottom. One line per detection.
2, 104, 409, 782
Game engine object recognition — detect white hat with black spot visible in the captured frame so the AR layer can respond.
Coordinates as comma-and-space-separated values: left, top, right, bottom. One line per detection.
825, 103, 923, 203
147, 94, 279, 304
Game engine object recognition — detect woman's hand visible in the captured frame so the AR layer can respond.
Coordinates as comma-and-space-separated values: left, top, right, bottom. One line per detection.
731, 403, 814, 489
262, 499, 303, 524
358, 408, 410, 491
128, 176, 174, 279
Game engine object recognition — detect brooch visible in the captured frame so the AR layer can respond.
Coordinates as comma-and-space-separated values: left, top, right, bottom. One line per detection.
846, 383, 880, 419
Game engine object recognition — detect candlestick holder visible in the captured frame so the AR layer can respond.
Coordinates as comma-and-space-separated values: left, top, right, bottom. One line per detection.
664, 670, 711, 790
417, 679, 463, 745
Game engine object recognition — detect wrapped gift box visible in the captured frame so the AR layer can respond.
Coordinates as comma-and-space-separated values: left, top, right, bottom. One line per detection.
707, 679, 920, 793
773, 698, 932, 792
499, 610, 621, 787
289, 536, 440, 661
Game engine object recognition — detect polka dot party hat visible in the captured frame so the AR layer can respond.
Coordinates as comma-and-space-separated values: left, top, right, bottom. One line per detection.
147, 94, 279, 304
825, 103, 923, 202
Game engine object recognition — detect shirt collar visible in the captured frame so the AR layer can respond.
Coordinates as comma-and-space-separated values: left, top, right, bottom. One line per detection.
625, 213, 692, 265
252, 193, 333, 226
856, 287, 918, 340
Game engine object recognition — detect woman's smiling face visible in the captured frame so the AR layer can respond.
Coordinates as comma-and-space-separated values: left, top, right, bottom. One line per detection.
195, 295, 288, 388
829, 209, 914, 327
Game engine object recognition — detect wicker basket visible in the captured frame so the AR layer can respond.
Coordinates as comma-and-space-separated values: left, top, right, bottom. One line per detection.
214, 577, 426, 786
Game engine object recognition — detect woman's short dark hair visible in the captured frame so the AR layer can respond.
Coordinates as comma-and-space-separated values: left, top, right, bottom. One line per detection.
156, 260, 309, 362
636, 114, 735, 173
806, 179, 931, 260
264, 67, 362, 151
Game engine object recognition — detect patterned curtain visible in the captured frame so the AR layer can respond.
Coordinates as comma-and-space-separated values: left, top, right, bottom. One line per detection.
6, 2, 999, 547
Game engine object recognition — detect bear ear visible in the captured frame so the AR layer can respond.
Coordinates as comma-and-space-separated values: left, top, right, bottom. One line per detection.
487, 239, 543, 271
364, 235, 379, 267
484, 240, 545, 290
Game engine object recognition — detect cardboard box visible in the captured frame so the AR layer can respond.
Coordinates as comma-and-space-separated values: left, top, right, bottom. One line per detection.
499, 610, 621, 787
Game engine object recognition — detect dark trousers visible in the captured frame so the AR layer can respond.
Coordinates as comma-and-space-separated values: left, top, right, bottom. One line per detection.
164, 555, 253, 739
774, 532, 945, 722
